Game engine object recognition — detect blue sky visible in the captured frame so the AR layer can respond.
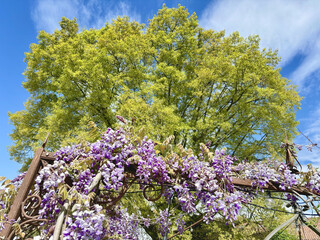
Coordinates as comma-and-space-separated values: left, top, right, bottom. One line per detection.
1, 0, 320, 179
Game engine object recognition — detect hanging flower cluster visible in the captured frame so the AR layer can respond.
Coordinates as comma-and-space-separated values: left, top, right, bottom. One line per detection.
1, 126, 320, 239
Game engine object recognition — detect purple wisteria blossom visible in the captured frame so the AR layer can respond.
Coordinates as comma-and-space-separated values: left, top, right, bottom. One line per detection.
2, 126, 319, 239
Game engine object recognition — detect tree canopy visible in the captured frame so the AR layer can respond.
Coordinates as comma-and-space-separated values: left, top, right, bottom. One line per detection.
9, 5, 301, 169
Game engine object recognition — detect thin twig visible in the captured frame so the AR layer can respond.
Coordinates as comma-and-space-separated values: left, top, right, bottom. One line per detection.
298, 128, 320, 150
168, 217, 204, 239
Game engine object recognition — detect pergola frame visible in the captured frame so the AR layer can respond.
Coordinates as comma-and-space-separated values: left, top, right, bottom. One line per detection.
1, 138, 320, 239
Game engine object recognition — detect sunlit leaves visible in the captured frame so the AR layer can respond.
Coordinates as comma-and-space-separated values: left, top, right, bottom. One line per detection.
10, 5, 300, 172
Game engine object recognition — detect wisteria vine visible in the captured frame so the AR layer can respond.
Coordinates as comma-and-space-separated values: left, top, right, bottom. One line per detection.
1, 125, 320, 239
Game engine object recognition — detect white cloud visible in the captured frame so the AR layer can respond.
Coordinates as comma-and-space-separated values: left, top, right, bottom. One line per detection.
199, 0, 320, 87
31, 0, 141, 33
32, 0, 77, 32
290, 38, 320, 86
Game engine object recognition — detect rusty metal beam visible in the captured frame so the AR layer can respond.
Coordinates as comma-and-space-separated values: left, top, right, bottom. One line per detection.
40, 151, 55, 162
37, 151, 318, 196
0, 134, 49, 239
231, 177, 316, 196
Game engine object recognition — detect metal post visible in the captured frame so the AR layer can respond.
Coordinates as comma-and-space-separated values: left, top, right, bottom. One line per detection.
0, 135, 49, 239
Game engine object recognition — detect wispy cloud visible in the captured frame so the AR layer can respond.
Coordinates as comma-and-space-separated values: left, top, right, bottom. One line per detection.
31, 0, 141, 33
199, 0, 320, 88
290, 38, 320, 87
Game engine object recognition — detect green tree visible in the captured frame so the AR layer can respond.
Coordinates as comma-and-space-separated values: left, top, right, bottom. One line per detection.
9, 5, 301, 169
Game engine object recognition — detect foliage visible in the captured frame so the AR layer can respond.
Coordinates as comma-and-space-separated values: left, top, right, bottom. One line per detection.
9, 5, 301, 169
1, 125, 318, 239
0, 173, 25, 235
191, 197, 298, 240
